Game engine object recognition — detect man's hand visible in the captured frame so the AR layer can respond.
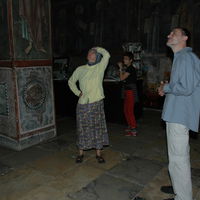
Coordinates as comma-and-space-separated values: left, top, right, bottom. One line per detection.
158, 81, 168, 96
117, 62, 123, 69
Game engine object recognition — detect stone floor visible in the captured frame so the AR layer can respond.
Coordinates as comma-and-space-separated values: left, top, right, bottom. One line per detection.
0, 110, 200, 200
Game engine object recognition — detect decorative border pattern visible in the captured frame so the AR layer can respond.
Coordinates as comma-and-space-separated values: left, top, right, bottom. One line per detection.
0, 83, 9, 116
17, 66, 54, 133
23, 80, 46, 110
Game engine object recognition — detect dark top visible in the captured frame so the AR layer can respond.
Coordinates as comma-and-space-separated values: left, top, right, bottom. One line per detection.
123, 65, 137, 90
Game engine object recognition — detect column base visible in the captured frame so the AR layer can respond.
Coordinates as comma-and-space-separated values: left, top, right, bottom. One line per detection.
0, 129, 56, 151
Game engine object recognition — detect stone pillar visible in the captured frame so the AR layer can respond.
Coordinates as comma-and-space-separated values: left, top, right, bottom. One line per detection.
0, 0, 56, 150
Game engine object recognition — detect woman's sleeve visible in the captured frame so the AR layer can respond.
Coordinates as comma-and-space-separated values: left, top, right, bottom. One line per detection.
68, 68, 81, 96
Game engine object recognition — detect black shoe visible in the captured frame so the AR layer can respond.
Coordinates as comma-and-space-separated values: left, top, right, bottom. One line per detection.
134, 197, 145, 200
160, 186, 174, 194
163, 198, 174, 200
96, 155, 105, 163
75, 155, 84, 163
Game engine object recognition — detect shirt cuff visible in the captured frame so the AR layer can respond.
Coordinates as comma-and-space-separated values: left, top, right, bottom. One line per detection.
163, 84, 170, 93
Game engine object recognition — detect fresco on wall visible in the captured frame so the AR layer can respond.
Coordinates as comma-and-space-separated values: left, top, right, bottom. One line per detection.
0, 0, 10, 60
53, 1, 96, 56
52, 0, 200, 109
16, 66, 54, 134
177, 2, 192, 31
0, 68, 16, 137
192, 3, 200, 53
52, 0, 131, 56
0, 83, 9, 116
142, 56, 172, 108
12, 0, 51, 60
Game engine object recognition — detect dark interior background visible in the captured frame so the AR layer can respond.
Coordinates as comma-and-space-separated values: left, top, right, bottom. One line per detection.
51, 0, 200, 62
51, 0, 200, 120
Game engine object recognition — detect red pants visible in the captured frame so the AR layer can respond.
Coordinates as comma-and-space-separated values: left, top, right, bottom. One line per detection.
124, 90, 136, 128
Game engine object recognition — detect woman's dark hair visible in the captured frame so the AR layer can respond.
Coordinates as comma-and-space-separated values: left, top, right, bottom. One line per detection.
123, 52, 134, 60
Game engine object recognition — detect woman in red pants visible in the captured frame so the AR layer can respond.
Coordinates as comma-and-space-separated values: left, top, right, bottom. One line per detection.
118, 52, 137, 136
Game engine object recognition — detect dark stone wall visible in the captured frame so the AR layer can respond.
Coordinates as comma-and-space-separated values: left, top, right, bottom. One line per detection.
52, 0, 200, 58
0, 0, 10, 60
51, 0, 200, 111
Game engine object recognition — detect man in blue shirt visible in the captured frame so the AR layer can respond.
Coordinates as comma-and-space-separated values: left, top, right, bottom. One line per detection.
158, 27, 200, 200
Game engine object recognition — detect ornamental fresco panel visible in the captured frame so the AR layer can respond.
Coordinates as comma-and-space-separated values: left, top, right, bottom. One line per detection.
0, 68, 16, 137
0, 83, 9, 116
16, 66, 54, 133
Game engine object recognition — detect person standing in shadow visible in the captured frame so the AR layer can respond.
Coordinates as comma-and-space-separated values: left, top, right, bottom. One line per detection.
68, 47, 110, 164
158, 27, 200, 200
118, 52, 138, 136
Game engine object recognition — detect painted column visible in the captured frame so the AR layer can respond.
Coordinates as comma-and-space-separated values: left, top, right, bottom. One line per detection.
0, 0, 56, 150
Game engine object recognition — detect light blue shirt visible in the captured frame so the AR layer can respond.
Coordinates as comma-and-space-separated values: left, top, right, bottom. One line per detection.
162, 47, 200, 132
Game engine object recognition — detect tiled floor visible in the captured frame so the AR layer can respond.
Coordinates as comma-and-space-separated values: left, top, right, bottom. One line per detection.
0, 110, 200, 200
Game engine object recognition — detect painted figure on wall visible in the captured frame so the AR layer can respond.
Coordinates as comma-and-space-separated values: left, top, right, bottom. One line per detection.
177, 2, 192, 31
0, 0, 9, 60
19, 0, 48, 54
74, 3, 88, 53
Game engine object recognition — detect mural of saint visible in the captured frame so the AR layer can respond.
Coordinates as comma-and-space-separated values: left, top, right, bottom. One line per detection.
19, 0, 48, 54
0, 0, 9, 60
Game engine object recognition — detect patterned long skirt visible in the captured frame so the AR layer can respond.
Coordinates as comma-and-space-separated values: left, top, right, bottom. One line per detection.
76, 100, 109, 150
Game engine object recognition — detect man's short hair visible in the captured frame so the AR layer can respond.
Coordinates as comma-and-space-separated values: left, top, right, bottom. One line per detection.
180, 27, 191, 39
123, 52, 134, 60
174, 27, 191, 44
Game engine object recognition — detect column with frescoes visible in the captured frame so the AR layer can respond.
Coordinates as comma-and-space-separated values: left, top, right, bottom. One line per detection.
0, 0, 56, 150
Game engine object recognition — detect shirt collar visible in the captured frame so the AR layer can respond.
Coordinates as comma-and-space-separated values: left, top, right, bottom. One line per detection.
174, 47, 192, 56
